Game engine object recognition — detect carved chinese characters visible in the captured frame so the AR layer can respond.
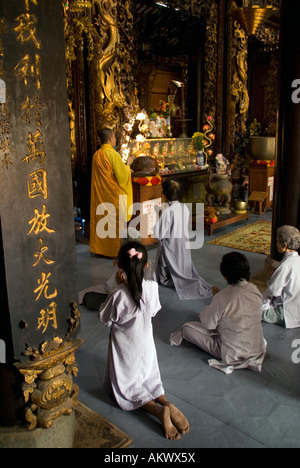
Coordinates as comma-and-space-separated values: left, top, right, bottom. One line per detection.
0, 0, 79, 360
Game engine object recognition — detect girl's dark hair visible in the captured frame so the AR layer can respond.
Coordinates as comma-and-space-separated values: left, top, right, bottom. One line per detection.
162, 179, 181, 201
118, 241, 148, 308
220, 252, 250, 285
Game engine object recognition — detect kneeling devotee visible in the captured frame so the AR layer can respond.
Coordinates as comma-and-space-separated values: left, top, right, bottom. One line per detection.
170, 252, 266, 374
153, 179, 215, 300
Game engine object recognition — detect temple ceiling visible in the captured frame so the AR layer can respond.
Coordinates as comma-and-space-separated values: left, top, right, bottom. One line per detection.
132, 0, 209, 55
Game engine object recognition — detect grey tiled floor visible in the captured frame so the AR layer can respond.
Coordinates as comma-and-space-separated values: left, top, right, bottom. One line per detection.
75, 212, 300, 448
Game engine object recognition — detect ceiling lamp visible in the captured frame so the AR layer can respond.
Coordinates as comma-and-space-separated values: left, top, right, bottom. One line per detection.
232, 4, 279, 36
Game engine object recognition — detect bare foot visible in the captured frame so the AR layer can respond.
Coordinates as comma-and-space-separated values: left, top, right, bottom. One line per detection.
167, 403, 190, 434
159, 406, 181, 440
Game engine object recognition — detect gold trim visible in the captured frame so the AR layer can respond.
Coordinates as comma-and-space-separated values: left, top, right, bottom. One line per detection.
232, 5, 279, 37
15, 337, 84, 430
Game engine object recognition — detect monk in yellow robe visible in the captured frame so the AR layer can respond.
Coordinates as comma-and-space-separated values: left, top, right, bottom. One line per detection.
90, 128, 134, 257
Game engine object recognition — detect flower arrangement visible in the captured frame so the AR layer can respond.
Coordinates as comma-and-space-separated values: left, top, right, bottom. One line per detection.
203, 116, 215, 165
192, 116, 215, 165
160, 101, 170, 117
159, 96, 181, 118
192, 132, 205, 151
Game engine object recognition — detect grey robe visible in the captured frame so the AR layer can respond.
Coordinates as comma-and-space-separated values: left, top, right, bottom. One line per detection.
153, 200, 212, 300
171, 280, 266, 374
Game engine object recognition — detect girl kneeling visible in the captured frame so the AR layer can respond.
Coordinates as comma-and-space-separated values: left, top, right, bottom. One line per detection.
99, 241, 189, 440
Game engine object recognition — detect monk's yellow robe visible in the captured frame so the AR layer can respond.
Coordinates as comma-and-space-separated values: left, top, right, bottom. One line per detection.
90, 144, 133, 257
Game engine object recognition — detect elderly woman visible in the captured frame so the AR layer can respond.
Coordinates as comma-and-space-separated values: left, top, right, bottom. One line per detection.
262, 225, 300, 328
170, 252, 266, 374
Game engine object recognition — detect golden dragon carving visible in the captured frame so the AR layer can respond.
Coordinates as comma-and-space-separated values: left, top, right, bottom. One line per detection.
92, 0, 126, 130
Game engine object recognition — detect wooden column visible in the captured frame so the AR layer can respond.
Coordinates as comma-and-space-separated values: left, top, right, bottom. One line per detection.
271, 0, 300, 261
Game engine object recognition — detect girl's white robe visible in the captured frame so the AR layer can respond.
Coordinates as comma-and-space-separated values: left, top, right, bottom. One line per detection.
99, 280, 164, 411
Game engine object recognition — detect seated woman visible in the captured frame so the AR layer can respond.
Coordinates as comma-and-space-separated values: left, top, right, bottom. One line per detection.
262, 225, 300, 328
153, 179, 214, 300
170, 252, 266, 374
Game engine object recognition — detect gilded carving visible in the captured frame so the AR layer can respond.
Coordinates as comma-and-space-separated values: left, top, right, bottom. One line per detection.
31, 371, 73, 410
18, 368, 43, 403
203, 2, 217, 119
256, 26, 280, 46
64, 0, 94, 63
263, 55, 278, 135
15, 337, 83, 430
230, 20, 249, 139
202, 1, 218, 161
68, 99, 77, 171
66, 301, 81, 338
63, 0, 139, 172
91, 0, 125, 131
63, 0, 94, 170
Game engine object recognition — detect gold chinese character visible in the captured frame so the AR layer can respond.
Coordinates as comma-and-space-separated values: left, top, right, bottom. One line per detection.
20, 94, 44, 126
22, 129, 46, 164
0, 119, 10, 135
27, 204, 55, 235
14, 54, 41, 89
0, 153, 13, 169
37, 301, 58, 334
15, 14, 41, 50
0, 136, 14, 153
28, 169, 48, 199
25, 0, 38, 11
0, 103, 9, 117
34, 271, 58, 301
0, 136, 14, 169
33, 238, 55, 267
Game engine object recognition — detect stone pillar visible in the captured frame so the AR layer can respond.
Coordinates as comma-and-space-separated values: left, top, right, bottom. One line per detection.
271, 0, 300, 261
0, 0, 82, 445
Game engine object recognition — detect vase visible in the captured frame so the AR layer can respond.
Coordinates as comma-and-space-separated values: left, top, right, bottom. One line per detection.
197, 150, 204, 167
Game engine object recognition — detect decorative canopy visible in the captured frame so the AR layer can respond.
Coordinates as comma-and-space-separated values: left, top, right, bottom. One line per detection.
232, 4, 279, 36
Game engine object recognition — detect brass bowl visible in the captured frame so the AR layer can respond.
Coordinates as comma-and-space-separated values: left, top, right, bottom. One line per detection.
131, 156, 159, 177
248, 136, 276, 161
235, 200, 248, 212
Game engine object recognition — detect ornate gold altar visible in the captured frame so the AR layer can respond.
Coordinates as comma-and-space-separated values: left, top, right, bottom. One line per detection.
63, 0, 280, 218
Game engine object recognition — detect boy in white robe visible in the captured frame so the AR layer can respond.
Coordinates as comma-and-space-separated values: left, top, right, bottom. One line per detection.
153, 179, 214, 300
262, 225, 300, 328
170, 252, 266, 374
